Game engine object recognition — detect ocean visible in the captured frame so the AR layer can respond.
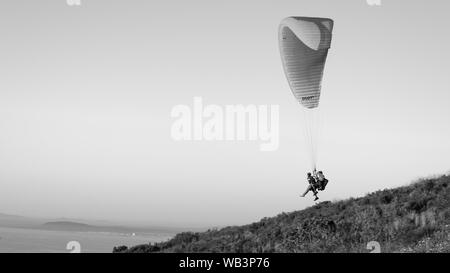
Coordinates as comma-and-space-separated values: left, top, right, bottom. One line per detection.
0, 226, 174, 253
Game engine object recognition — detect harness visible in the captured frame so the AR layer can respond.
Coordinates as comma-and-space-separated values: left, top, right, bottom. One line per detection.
312, 172, 328, 191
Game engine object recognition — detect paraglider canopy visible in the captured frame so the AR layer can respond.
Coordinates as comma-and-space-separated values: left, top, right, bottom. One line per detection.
278, 17, 333, 109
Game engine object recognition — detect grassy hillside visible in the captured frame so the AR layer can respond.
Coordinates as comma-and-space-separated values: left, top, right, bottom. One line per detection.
114, 175, 450, 253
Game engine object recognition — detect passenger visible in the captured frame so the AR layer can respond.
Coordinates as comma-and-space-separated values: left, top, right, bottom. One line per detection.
300, 172, 319, 201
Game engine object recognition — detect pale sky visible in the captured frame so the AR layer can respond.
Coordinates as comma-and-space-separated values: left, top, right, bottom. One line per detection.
0, 0, 449, 227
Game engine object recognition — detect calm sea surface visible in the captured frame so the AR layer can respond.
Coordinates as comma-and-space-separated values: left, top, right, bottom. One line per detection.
0, 226, 174, 253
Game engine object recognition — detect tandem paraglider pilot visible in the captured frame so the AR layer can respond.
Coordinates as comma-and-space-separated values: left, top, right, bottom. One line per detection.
300, 170, 329, 201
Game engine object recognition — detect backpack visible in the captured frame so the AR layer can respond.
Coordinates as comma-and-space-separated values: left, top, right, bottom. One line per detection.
319, 178, 329, 191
